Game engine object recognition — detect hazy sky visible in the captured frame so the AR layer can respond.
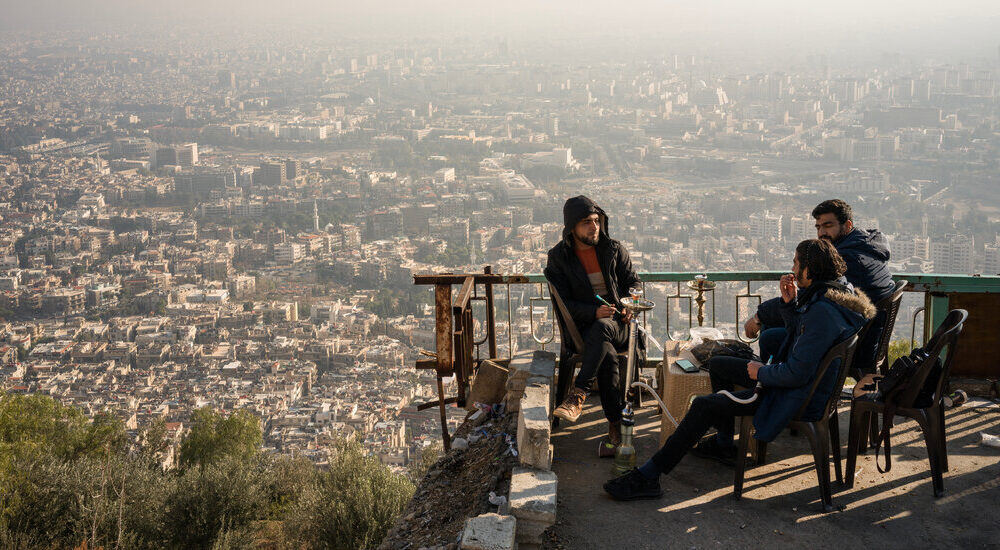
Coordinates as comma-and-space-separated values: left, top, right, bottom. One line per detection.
2, 0, 999, 60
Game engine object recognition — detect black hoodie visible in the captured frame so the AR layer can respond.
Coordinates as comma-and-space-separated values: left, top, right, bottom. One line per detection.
545, 195, 641, 345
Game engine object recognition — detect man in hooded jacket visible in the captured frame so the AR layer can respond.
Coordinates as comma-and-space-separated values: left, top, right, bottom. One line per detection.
746, 199, 893, 374
545, 195, 643, 455
604, 238, 874, 501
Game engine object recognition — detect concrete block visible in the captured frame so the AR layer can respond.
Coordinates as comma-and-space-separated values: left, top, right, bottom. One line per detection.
508, 350, 556, 384
460, 513, 517, 550
506, 351, 555, 414
509, 467, 557, 526
517, 384, 552, 470
467, 360, 510, 410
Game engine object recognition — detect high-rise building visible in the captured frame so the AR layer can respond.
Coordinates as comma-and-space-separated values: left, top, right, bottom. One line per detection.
177, 143, 198, 167
217, 70, 236, 89
258, 161, 286, 187
545, 116, 559, 137
930, 234, 975, 274
984, 239, 1000, 275
788, 215, 813, 243
749, 211, 783, 241
889, 234, 930, 260
152, 146, 177, 168
284, 159, 301, 180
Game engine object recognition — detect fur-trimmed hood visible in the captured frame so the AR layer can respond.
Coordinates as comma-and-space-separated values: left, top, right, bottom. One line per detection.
825, 285, 876, 320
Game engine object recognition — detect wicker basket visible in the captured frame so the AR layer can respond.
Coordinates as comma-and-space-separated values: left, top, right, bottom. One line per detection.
658, 347, 713, 445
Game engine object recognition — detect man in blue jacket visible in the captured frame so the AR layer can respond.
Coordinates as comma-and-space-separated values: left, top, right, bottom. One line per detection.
604, 238, 874, 500
746, 199, 893, 374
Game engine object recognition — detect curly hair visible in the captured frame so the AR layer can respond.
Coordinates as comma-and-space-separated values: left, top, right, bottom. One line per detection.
796, 238, 847, 282
811, 199, 853, 225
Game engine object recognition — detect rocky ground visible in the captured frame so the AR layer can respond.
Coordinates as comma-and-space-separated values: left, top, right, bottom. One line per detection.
379, 410, 520, 550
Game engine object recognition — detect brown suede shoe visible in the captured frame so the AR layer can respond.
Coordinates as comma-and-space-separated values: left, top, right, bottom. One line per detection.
553, 387, 587, 422
598, 420, 622, 458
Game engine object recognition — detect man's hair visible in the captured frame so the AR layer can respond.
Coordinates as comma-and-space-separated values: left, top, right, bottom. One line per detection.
811, 199, 853, 225
796, 239, 847, 282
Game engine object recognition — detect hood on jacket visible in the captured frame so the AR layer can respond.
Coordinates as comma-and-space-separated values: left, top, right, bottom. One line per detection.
825, 283, 877, 320
836, 228, 891, 262
561, 195, 609, 246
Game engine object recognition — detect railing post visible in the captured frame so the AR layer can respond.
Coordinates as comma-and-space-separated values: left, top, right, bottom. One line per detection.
434, 283, 452, 451
925, 292, 949, 344
484, 266, 498, 359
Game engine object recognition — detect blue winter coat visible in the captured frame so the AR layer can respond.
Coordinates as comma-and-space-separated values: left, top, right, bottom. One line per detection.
752, 280, 874, 442
757, 228, 893, 327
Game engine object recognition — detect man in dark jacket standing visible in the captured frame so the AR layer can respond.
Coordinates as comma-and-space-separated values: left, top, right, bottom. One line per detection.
746, 199, 893, 374
546, 196, 641, 453
604, 239, 874, 501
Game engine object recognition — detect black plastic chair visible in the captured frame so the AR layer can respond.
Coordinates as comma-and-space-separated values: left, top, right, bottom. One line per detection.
853, 279, 908, 449
845, 309, 967, 498
735, 333, 859, 513
547, 284, 632, 412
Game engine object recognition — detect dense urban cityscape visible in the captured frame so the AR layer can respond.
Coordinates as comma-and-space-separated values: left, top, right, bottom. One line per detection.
1, 13, 999, 486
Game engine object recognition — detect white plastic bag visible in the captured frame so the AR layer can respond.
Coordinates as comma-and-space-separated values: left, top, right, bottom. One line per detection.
686, 327, 725, 348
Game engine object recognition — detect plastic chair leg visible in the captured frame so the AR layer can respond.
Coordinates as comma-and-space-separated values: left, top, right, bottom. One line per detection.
936, 404, 949, 472
913, 410, 944, 497
734, 416, 752, 500
803, 422, 834, 512
845, 405, 866, 488
829, 413, 843, 484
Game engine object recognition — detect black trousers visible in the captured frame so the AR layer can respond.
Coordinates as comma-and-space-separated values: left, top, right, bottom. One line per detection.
650, 390, 758, 475
575, 317, 629, 422
707, 355, 756, 393
705, 355, 758, 442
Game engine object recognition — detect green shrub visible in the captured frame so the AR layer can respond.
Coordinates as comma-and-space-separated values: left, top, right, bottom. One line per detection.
0, 394, 412, 549
284, 438, 415, 549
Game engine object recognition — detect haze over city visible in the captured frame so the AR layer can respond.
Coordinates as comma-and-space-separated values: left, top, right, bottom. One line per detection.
1, 1, 999, 547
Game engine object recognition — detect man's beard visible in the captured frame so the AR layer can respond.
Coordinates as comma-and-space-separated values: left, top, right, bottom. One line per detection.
819, 235, 834, 242
578, 234, 599, 247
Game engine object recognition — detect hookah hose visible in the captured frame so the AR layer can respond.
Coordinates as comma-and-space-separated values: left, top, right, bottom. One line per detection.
716, 382, 763, 404
628, 380, 680, 427
716, 356, 772, 404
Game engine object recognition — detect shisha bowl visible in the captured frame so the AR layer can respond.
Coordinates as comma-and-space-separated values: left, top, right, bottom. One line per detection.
686, 274, 717, 291
621, 297, 655, 313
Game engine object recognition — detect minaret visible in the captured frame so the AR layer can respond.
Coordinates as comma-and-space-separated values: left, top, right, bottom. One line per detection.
313, 200, 320, 232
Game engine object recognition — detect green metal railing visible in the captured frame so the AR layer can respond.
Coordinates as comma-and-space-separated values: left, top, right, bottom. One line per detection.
501, 272, 1000, 367
416, 269, 1000, 447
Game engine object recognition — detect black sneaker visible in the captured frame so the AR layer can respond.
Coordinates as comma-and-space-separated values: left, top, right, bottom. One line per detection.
603, 468, 663, 501
690, 436, 738, 467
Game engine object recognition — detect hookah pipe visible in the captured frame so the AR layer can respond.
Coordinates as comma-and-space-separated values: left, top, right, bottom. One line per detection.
595, 294, 679, 428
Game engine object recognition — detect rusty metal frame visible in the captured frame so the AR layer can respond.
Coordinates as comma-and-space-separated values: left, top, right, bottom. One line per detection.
413, 267, 504, 450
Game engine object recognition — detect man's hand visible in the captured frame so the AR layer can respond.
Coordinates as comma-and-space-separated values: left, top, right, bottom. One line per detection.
596, 305, 617, 319
779, 273, 797, 303
744, 315, 761, 338
747, 360, 764, 381
620, 309, 634, 324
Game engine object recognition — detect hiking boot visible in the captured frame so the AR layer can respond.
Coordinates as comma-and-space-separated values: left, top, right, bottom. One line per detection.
553, 387, 587, 423
603, 468, 663, 501
690, 436, 738, 467
598, 420, 622, 458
